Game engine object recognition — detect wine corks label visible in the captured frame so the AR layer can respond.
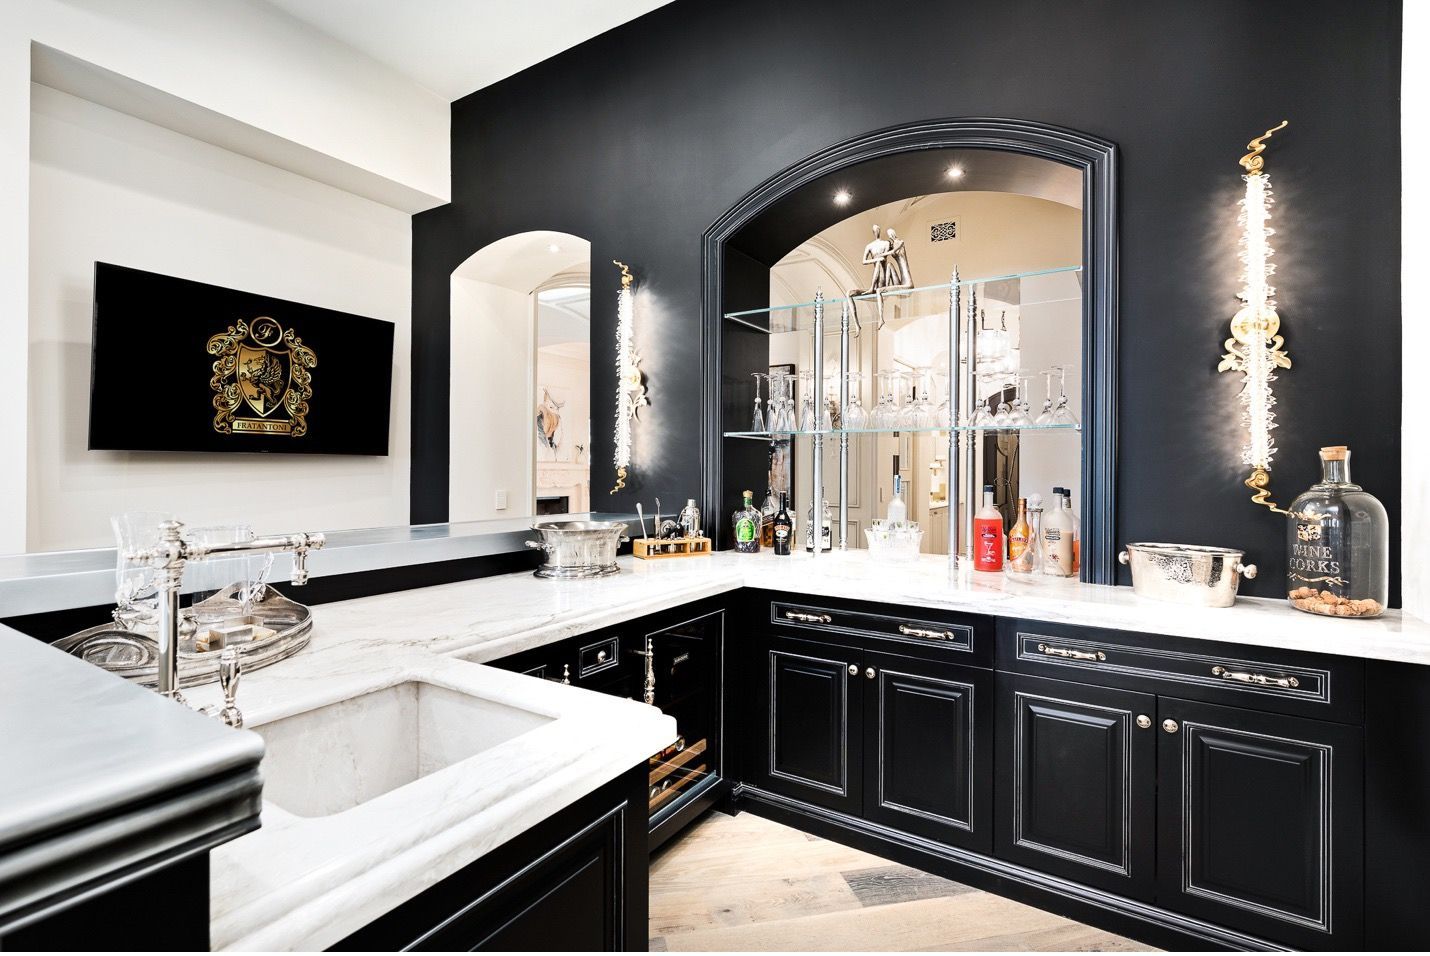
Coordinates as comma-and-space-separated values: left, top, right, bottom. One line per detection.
1288, 586, 1383, 618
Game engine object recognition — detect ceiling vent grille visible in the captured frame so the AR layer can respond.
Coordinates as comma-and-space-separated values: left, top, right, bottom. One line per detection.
930, 220, 958, 242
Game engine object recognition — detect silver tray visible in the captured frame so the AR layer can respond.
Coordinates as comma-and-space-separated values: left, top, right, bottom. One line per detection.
53, 586, 313, 688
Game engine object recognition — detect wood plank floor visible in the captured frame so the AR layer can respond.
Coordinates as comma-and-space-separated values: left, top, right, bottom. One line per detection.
649, 810, 1155, 952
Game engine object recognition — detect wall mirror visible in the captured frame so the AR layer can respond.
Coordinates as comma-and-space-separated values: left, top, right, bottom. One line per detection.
703, 119, 1116, 581
449, 231, 592, 522
771, 176, 1083, 555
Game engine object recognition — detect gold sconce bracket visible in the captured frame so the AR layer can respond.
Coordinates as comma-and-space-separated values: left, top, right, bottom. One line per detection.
1239, 120, 1289, 175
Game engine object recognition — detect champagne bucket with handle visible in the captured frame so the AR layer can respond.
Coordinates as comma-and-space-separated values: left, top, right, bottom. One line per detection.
526, 520, 629, 579
1118, 542, 1256, 608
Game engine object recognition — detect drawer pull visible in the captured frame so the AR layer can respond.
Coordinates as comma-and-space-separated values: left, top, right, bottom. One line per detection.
1212, 665, 1299, 688
784, 610, 833, 624
1038, 642, 1106, 662
898, 624, 956, 641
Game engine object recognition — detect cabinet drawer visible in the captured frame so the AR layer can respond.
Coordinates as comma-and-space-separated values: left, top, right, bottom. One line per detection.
578, 634, 621, 679
1000, 620, 1363, 723
768, 597, 991, 666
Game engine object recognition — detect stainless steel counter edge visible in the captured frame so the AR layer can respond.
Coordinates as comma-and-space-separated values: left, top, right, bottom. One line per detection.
0, 625, 264, 930
0, 514, 638, 617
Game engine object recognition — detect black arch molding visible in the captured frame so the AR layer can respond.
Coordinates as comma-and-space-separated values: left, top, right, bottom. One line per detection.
699, 117, 1119, 584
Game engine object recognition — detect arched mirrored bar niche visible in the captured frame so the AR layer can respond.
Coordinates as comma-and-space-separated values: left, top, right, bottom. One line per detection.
449, 231, 593, 522
701, 118, 1117, 581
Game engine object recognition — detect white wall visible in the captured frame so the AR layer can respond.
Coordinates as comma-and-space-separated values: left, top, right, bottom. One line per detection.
449, 275, 533, 522
0, 0, 448, 554
27, 84, 412, 550
1404, 3, 1426, 620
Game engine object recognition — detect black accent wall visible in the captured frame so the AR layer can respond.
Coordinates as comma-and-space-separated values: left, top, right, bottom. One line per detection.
413, 0, 1401, 601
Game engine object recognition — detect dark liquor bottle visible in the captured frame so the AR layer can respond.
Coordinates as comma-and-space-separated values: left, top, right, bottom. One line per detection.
772, 493, 793, 556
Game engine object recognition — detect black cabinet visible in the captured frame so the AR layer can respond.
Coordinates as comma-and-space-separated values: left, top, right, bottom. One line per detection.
1156, 697, 1363, 950
334, 765, 647, 952
864, 649, 991, 847
747, 621, 993, 853
995, 673, 1156, 899
488, 600, 728, 848
749, 634, 863, 816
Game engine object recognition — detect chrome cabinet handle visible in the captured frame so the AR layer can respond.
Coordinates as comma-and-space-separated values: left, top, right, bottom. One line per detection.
561, 664, 571, 685
865, 667, 877, 679
1037, 642, 1106, 662
847, 664, 858, 676
898, 624, 956, 641
1212, 665, 1298, 688
1136, 714, 1152, 729
784, 610, 832, 624
1162, 718, 1179, 734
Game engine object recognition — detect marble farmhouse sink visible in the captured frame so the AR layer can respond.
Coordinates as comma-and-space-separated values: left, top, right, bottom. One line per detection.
253, 679, 553, 817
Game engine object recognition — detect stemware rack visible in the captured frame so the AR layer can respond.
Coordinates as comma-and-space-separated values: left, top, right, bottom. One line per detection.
722, 264, 1081, 565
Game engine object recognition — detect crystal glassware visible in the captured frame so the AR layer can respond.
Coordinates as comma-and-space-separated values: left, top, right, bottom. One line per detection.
111, 511, 174, 629
749, 372, 767, 433
185, 525, 267, 643
843, 372, 867, 430
1034, 370, 1055, 425
1050, 365, 1079, 427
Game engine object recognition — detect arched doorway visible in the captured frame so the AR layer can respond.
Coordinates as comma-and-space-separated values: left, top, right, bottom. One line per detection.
449, 231, 591, 521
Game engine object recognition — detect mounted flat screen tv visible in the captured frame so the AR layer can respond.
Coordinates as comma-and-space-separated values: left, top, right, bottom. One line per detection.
88, 263, 394, 455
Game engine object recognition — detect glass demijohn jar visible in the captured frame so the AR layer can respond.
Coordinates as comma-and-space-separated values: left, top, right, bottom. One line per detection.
1285, 446, 1388, 618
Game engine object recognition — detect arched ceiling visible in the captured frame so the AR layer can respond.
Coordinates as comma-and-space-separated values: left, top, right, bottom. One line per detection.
451, 230, 590, 291
731, 148, 1081, 266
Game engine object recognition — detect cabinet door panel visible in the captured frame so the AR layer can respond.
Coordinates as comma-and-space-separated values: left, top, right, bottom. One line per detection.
1157, 698, 1363, 948
996, 673, 1156, 899
750, 635, 862, 815
863, 652, 991, 852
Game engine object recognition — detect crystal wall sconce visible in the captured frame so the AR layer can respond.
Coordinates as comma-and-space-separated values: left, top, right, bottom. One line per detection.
1218, 120, 1292, 512
611, 260, 648, 493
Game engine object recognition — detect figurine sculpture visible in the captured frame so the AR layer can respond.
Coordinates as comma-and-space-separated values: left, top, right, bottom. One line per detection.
852, 224, 914, 295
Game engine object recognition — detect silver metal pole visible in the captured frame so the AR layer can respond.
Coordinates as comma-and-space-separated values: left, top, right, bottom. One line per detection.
838, 299, 850, 550
948, 268, 959, 567
812, 291, 824, 560
963, 284, 979, 564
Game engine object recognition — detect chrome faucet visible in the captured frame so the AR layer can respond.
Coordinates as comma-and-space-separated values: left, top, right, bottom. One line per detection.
127, 519, 326, 726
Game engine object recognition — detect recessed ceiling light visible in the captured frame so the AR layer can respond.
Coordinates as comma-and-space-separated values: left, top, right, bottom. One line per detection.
833, 190, 852, 206
946, 165, 965, 180
548, 243, 562, 253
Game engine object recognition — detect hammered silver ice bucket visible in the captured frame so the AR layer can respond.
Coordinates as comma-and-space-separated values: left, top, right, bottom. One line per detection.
526, 520, 629, 579
1118, 542, 1257, 608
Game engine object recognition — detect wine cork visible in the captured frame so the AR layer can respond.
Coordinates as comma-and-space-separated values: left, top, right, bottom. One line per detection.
1319, 445, 1349, 460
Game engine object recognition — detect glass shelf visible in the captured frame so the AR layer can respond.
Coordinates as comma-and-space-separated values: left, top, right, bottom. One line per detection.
722, 423, 1080, 440
723, 264, 1082, 335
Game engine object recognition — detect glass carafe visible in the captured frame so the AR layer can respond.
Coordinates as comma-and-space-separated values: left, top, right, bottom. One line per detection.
1285, 446, 1387, 618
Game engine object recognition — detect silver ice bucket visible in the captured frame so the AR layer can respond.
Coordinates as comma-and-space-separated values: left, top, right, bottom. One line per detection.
1118, 542, 1256, 608
526, 520, 629, 579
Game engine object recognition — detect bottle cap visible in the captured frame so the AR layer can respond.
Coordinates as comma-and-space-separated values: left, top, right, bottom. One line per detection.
1319, 445, 1349, 460
742, 489, 753, 497
983, 484, 994, 492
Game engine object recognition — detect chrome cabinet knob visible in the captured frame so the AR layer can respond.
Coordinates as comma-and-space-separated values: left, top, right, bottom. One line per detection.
596, 650, 608, 663
1136, 714, 1152, 729
847, 664, 858, 676
865, 667, 876, 679
1162, 718, 1179, 734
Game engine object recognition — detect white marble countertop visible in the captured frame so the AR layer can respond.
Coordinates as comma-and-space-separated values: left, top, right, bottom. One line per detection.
196, 548, 1430, 950
188, 606, 678, 950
